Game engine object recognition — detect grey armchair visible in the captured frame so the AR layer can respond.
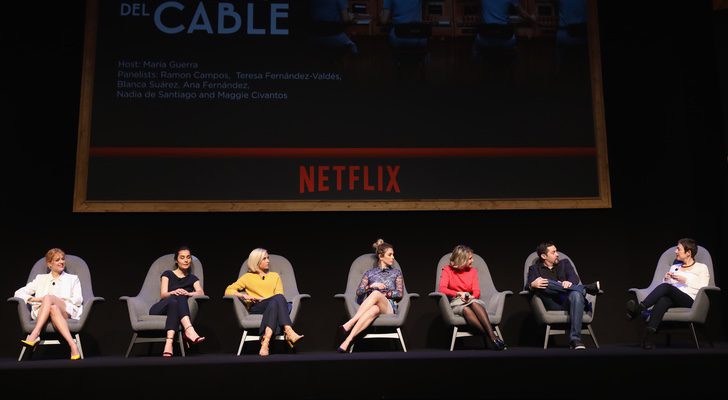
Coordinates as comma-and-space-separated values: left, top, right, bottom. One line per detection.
519, 252, 600, 349
334, 253, 419, 352
429, 252, 512, 350
628, 245, 720, 348
223, 254, 310, 355
119, 254, 208, 357
8, 255, 104, 361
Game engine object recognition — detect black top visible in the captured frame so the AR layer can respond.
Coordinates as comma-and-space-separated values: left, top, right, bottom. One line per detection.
525, 259, 580, 291
161, 269, 199, 292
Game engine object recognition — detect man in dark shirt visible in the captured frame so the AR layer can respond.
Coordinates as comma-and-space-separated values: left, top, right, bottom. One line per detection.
525, 242, 600, 349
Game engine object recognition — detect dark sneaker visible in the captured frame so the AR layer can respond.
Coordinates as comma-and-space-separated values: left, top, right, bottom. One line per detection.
570, 339, 586, 350
492, 338, 507, 351
641, 327, 656, 350
583, 281, 600, 295
626, 299, 645, 320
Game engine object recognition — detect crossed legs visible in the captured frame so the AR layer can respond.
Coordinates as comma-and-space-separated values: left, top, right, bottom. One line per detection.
338, 291, 393, 351
26, 295, 79, 358
461, 303, 498, 343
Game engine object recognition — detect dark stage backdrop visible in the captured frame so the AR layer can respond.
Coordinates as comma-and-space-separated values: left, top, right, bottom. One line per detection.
3, 0, 726, 358
73, 0, 610, 211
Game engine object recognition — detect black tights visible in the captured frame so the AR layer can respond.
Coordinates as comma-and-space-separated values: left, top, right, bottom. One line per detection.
462, 303, 497, 341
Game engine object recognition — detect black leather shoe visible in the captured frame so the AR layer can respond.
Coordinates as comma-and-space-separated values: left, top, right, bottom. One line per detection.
626, 299, 646, 320
583, 281, 600, 295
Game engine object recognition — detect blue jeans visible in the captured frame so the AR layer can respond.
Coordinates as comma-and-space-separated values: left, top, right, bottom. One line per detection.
538, 280, 589, 342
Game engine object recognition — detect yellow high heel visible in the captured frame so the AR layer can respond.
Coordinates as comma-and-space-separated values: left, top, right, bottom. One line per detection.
70, 354, 81, 360
21, 338, 40, 348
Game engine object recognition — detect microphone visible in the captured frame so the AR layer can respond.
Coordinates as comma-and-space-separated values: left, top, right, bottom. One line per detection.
52, 282, 56, 285
262, 275, 265, 280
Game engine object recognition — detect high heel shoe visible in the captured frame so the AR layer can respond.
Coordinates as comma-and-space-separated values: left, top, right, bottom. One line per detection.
182, 326, 205, 345
70, 354, 81, 360
162, 337, 174, 357
259, 336, 271, 357
284, 326, 304, 348
336, 325, 350, 343
336, 341, 352, 353
21, 338, 40, 348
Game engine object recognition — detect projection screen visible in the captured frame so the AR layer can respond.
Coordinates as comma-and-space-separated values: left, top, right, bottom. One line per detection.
74, 0, 610, 211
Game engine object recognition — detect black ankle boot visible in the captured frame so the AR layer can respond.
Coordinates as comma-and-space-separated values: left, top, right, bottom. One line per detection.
626, 300, 646, 320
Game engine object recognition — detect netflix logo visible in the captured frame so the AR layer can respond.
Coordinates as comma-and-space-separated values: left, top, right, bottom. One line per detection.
299, 165, 400, 193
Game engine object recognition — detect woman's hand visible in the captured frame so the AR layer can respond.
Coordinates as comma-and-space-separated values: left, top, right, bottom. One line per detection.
370, 282, 386, 291
171, 288, 190, 296
669, 273, 686, 284
238, 293, 259, 303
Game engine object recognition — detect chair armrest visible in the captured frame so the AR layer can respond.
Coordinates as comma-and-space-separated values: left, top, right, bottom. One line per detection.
395, 293, 418, 317
334, 293, 357, 317
76, 297, 105, 326
289, 294, 311, 322
119, 296, 147, 322
702, 286, 721, 292
502, 290, 514, 296
224, 294, 251, 320
518, 290, 529, 296
8, 296, 31, 315
429, 291, 453, 318
290, 293, 312, 301
192, 295, 210, 302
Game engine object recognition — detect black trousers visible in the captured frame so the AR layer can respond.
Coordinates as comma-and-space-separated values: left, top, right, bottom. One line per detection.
249, 294, 292, 336
642, 283, 694, 330
150, 295, 191, 332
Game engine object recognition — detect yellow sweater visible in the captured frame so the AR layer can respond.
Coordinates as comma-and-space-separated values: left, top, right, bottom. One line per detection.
224, 272, 284, 299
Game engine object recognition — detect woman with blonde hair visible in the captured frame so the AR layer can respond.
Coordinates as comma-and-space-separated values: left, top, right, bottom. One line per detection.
337, 238, 404, 353
225, 248, 304, 356
14, 248, 83, 360
438, 245, 506, 350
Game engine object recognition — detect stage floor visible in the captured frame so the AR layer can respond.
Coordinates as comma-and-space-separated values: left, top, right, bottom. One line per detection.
2, 344, 727, 399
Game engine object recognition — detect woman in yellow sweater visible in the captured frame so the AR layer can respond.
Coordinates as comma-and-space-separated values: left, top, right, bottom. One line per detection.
224, 248, 304, 356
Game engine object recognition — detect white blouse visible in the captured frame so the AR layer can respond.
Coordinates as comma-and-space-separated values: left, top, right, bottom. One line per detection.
667, 262, 710, 300
14, 271, 84, 320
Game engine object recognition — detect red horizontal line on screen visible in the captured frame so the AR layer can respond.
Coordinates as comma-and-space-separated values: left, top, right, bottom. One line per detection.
89, 147, 596, 158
